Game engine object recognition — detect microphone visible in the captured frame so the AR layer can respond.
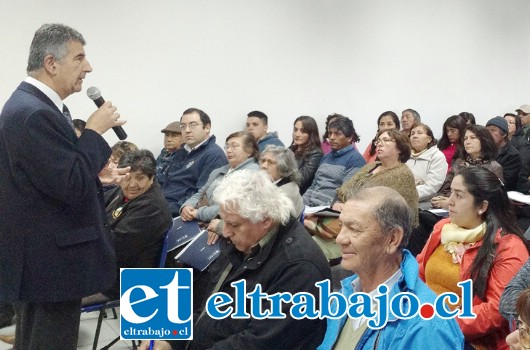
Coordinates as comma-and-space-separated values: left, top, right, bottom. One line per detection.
86, 86, 127, 140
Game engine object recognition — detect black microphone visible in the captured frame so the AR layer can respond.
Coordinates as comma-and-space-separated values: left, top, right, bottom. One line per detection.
86, 86, 128, 140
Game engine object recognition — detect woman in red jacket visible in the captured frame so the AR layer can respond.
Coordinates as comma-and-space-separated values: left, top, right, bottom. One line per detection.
417, 166, 529, 350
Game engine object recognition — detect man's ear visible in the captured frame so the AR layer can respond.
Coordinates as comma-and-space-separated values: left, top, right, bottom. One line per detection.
385, 227, 404, 255
262, 217, 274, 232
43, 54, 56, 75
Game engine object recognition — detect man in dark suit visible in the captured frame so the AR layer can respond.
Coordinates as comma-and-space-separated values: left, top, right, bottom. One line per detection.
0, 23, 128, 349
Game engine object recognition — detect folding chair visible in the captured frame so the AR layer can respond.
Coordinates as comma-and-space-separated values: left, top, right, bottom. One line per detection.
80, 222, 172, 350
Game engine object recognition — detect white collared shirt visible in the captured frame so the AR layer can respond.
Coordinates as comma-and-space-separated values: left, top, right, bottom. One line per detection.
183, 136, 210, 153
349, 269, 403, 330
25, 76, 64, 112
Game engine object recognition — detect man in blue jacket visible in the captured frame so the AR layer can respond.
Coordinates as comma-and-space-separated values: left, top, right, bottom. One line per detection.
245, 110, 284, 152
158, 108, 227, 216
0, 24, 127, 349
318, 186, 464, 350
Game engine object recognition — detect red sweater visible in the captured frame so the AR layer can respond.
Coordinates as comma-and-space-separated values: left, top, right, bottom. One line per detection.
440, 143, 457, 173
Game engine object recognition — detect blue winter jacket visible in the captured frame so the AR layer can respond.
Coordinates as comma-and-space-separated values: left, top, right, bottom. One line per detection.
318, 250, 464, 350
158, 135, 227, 216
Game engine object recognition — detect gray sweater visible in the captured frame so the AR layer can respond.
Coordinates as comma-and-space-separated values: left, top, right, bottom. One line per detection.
500, 258, 530, 319
180, 158, 259, 221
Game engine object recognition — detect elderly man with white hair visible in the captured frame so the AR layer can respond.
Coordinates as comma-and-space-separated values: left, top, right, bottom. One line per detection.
141, 170, 331, 350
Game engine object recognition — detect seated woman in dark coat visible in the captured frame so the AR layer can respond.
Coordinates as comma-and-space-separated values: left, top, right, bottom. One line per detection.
103, 149, 173, 298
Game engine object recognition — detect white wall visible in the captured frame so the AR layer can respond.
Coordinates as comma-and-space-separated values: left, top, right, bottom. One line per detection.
1, 0, 529, 154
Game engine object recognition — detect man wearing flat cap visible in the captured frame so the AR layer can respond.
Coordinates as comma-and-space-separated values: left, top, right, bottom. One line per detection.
486, 116, 522, 191
156, 121, 182, 183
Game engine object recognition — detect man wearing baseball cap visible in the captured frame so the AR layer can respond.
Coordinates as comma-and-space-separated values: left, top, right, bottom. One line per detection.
486, 116, 522, 191
156, 121, 182, 182
516, 105, 530, 141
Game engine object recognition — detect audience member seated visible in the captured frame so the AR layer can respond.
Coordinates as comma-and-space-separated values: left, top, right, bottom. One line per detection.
321, 113, 359, 154
432, 124, 503, 209
459, 111, 476, 125
505, 113, 528, 150
500, 258, 530, 321
400, 108, 421, 136
486, 116, 522, 191
406, 122, 448, 208
259, 145, 304, 219
245, 110, 284, 152
180, 131, 259, 224
156, 121, 182, 183
317, 186, 464, 350
109, 141, 139, 168
505, 287, 530, 350
362, 110, 400, 164
303, 116, 365, 207
437, 114, 467, 172
505, 113, 530, 197
99, 140, 139, 192
142, 170, 331, 350
158, 108, 227, 216
289, 116, 323, 194
417, 166, 529, 350
72, 118, 86, 137
307, 129, 418, 260
505, 113, 530, 184
516, 104, 530, 141
103, 149, 172, 298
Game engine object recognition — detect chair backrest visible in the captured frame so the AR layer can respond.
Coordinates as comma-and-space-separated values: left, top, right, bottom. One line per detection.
157, 222, 173, 268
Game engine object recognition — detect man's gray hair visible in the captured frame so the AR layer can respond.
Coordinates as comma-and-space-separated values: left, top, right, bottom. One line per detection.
403, 108, 421, 123
213, 169, 293, 225
261, 145, 301, 184
27, 23, 85, 75
345, 186, 414, 247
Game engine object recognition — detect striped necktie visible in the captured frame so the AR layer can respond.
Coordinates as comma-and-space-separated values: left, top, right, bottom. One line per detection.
62, 104, 74, 129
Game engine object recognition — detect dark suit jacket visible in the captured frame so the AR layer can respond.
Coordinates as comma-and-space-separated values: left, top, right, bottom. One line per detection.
0, 81, 116, 302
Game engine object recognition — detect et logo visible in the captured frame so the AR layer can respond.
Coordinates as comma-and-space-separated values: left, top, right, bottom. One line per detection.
120, 268, 193, 340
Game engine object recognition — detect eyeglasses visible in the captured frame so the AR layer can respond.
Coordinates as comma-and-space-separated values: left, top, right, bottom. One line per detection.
519, 325, 530, 349
224, 143, 242, 150
180, 122, 203, 130
511, 318, 530, 349
259, 158, 277, 165
375, 137, 395, 145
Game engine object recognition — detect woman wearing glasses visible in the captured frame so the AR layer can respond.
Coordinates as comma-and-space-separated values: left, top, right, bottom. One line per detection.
334, 128, 418, 218
259, 145, 304, 219
307, 129, 418, 260
506, 288, 530, 349
500, 257, 530, 349
362, 110, 401, 164
180, 131, 259, 223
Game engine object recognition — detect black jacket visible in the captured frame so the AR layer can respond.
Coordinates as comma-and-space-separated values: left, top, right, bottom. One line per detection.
497, 142, 522, 191
104, 182, 172, 297
174, 219, 331, 350
295, 147, 324, 195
